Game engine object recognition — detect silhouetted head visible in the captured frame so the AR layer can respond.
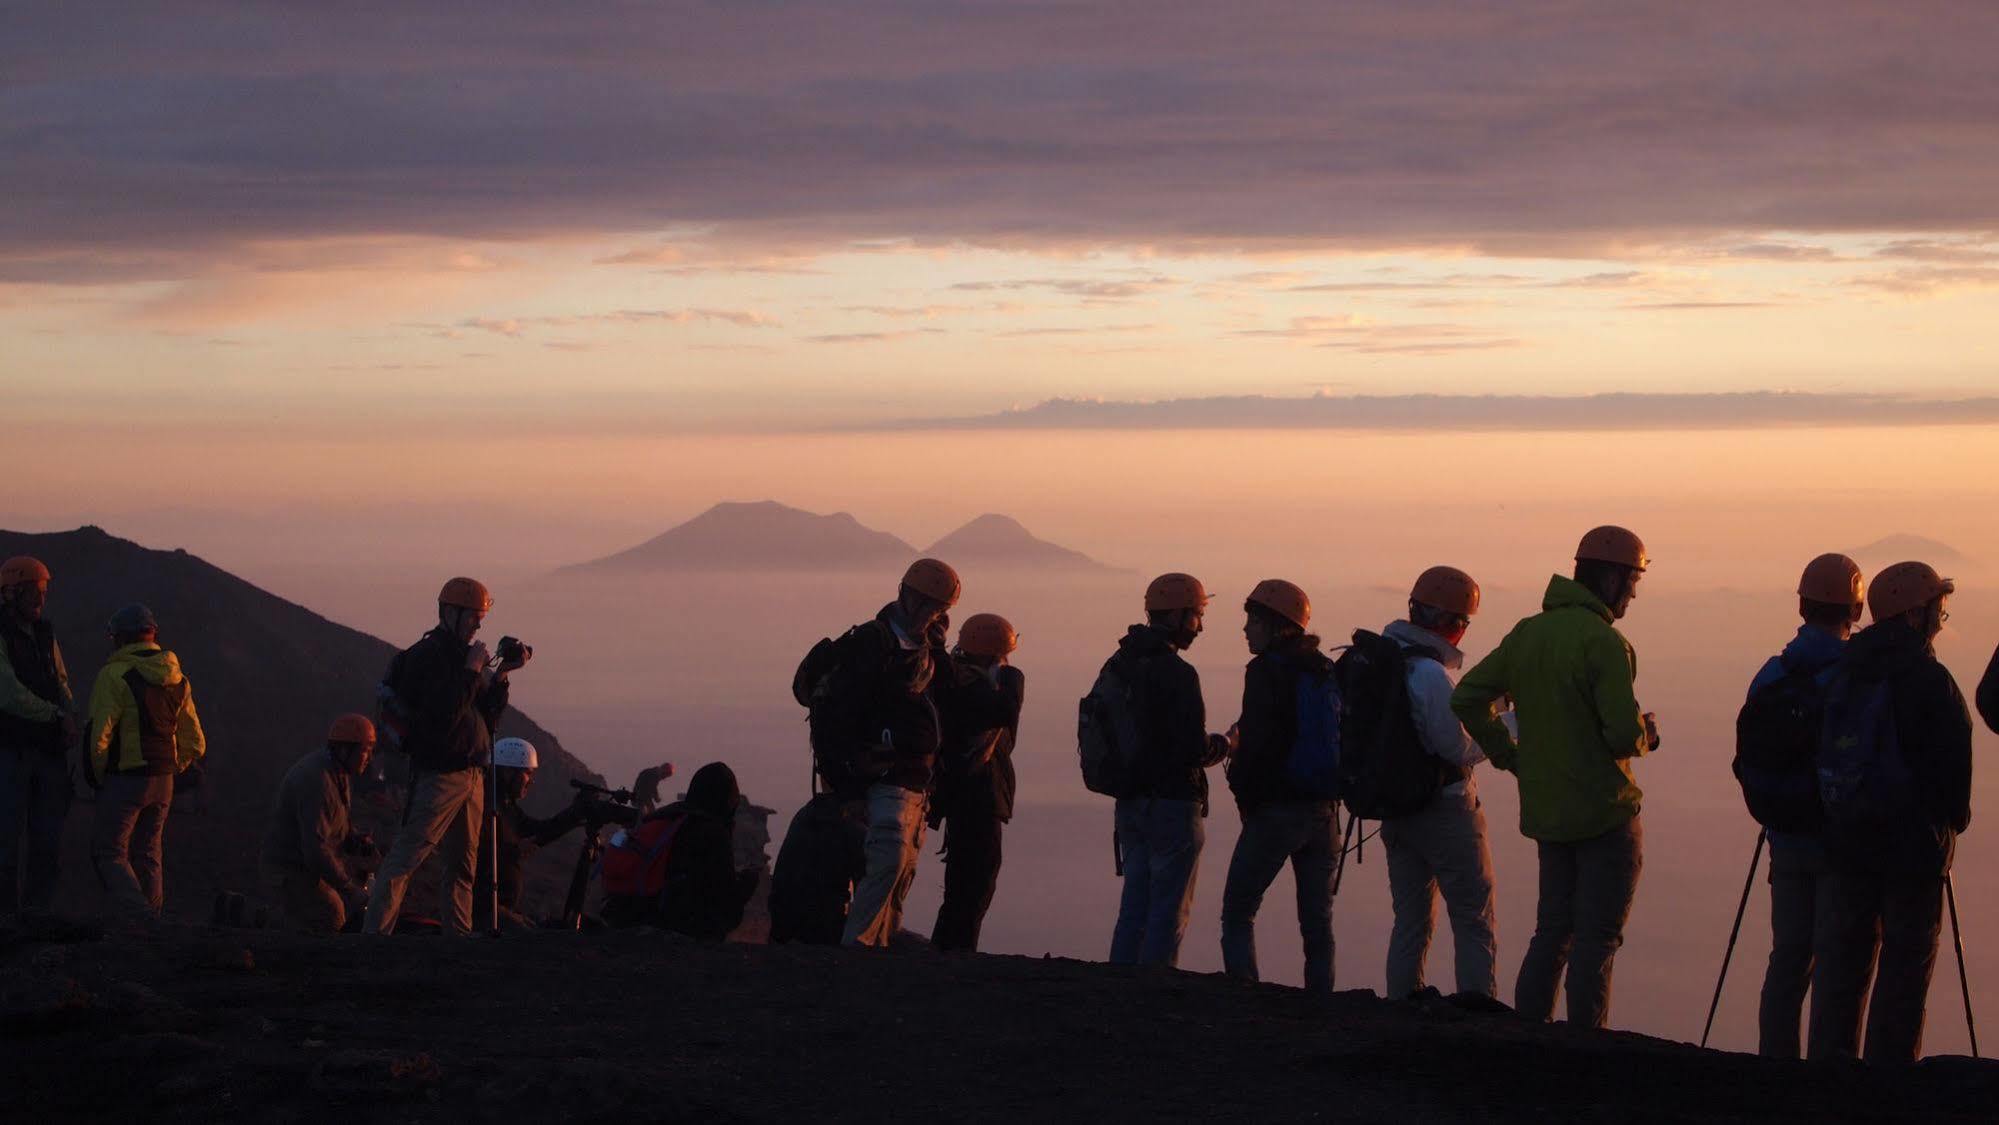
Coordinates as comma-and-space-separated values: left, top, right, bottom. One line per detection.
108, 603, 158, 648
0, 556, 50, 623
686, 762, 742, 818
1797, 553, 1864, 639
1144, 573, 1209, 650
1573, 526, 1648, 620
438, 576, 493, 643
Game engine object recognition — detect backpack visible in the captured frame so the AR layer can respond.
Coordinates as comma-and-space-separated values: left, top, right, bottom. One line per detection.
792, 621, 895, 790
1732, 656, 1829, 832
374, 648, 412, 761
1077, 651, 1148, 798
599, 808, 689, 901
768, 793, 869, 944
1816, 669, 1917, 832
1283, 661, 1345, 799
1333, 630, 1445, 820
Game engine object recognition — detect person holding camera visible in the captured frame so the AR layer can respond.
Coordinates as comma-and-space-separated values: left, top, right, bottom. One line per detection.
363, 577, 526, 936
262, 714, 381, 932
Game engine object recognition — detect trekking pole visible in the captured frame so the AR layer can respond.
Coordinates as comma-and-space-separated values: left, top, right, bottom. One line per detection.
1331, 810, 1359, 897
1700, 829, 1765, 1048
486, 754, 501, 936
1946, 873, 1979, 1058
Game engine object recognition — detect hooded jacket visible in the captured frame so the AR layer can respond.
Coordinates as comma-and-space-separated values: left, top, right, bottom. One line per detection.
86, 643, 205, 784
1112, 624, 1211, 810
1451, 574, 1648, 843
1226, 633, 1334, 813
933, 661, 1026, 822
0, 615, 71, 753
657, 762, 759, 939
1823, 618, 1972, 874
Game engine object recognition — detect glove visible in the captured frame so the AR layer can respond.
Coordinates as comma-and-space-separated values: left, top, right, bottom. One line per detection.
1643, 712, 1662, 753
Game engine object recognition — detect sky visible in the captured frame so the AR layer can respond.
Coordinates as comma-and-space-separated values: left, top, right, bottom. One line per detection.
5, 2, 1999, 441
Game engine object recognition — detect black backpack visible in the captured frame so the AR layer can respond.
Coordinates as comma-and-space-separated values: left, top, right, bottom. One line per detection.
1732, 655, 1829, 832
767, 793, 869, 944
792, 621, 895, 791
1077, 650, 1148, 798
1333, 630, 1446, 820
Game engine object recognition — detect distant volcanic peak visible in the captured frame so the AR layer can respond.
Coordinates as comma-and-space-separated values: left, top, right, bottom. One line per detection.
563, 500, 918, 573
1845, 533, 1970, 566
925, 513, 1110, 571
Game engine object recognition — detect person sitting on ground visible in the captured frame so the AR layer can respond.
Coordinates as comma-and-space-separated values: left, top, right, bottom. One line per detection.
605, 762, 759, 939
262, 713, 381, 933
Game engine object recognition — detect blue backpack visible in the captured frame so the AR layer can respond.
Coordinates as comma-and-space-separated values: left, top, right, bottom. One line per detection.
1816, 669, 1916, 831
1284, 662, 1345, 799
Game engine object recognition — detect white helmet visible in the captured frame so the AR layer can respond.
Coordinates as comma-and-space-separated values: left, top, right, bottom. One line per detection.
492, 737, 538, 770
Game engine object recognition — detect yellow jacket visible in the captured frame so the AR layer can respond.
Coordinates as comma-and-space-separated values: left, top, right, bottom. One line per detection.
86, 643, 205, 784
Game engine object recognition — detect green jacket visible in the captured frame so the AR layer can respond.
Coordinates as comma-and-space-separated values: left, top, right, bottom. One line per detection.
1450, 575, 1650, 843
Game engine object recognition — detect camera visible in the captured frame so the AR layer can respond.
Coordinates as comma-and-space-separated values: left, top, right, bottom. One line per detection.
570, 779, 640, 829
497, 635, 533, 666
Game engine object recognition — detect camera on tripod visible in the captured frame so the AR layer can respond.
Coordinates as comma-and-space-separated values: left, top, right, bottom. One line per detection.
569, 779, 641, 830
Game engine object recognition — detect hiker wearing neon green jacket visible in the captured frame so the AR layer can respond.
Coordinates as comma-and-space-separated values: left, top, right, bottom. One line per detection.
1451, 527, 1660, 1030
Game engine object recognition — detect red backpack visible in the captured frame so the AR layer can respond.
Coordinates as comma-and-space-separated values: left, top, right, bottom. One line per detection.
599, 810, 688, 899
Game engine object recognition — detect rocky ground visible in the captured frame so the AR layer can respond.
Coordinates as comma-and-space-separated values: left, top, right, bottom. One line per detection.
3, 913, 1993, 1124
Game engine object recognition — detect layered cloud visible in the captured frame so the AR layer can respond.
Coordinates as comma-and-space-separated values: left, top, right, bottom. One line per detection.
7, 2, 1999, 282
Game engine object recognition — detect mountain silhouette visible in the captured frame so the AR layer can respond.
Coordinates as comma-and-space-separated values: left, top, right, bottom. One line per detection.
1844, 533, 1972, 568
558, 501, 918, 574
924, 514, 1117, 571
0, 525, 602, 920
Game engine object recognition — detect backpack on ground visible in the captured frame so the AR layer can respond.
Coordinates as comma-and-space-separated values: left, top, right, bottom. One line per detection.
1733, 656, 1829, 832
1077, 652, 1147, 798
599, 808, 689, 902
1816, 668, 1917, 832
1284, 661, 1345, 799
1333, 630, 1443, 820
792, 621, 894, 790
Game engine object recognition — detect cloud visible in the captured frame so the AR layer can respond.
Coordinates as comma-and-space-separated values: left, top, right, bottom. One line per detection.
455, 307, 778, 336
802, 328, 947, 344
877, 392, 1999, 432
995, 323, 1156, 338
1850, 266, 1999, 296
1622, 301, 1782, 310
948, 275, 1181, 299
838, 302, 1026, 319
1873, 238, 1999, 264
1232, 314, 1517, 353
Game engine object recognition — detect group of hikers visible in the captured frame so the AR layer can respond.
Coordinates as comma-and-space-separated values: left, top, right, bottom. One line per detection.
769, 528, 1996, 1066
2, 530, 1995, 1064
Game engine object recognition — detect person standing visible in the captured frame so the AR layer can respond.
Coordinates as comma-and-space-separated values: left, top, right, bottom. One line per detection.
85, 603, 206, 918
1105, 573, 1231, 968
929, 613, 1026, 953
1808, 561, 1972, 1065
1452, 527, 1658, 1028
1739, 554, 1864, 1058
363, 577, 524, 935
1379, 566, 1499, 1002
263, 714, 380, 932
0, 556, 76, 915
1219, 579, 1338, 994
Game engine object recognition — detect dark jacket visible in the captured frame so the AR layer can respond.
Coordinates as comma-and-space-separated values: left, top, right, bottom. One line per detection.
1227, 634, 1334, 813
0, 616, 70, 753
262, 748, 364, 895
1978, 642, 1999, 736
821, 605, 943, 794
1825, 618, 1973, 874
495, 787, 587, 912
392, 626, 509, 773
657, 763, 758, 940
1113, 625, 1211, 811
933, 662, 1026, 822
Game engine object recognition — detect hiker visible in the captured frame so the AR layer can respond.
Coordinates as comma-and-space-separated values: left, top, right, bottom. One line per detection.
602, 762, 759, 938
1219, 580, 1338, 994
363, 577, 526, 936
480, 736, 591, 926
1737, 554, 1864, 1058
1978, 641, 1998, 735
791, 559, 958, 948
0, 556, 75, 915
1451, 527, 1659, 1028
1100, 573, 1231, 968
1378, 567, 1499, 1003
929, 613, 1026, 953
1807, 561, 1973, 1065
262, 714, 381, 933
85, 603, 206, 918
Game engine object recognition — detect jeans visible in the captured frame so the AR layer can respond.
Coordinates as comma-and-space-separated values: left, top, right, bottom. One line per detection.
1807, 868, 1943, 1065
843, 783, 927, 948
364, 767, 485, 935
92, 772, 174, 917
1219, 800, 1337, 993
0, 746, 72, 913
932, 803, 1003, 952
1515, 816, 1643, 1028
1109, 797, 1204, 968
1759, 834, 1820, 1058
1381, 785, 1499, 999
